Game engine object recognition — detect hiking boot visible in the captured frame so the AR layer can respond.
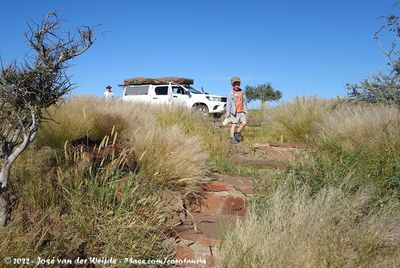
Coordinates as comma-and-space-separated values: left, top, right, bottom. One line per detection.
230, 138, 238, 144
234, 132, 242, 141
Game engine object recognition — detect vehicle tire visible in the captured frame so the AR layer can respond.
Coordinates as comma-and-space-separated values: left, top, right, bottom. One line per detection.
192, 104, 209, 116
213, 112, 223, 119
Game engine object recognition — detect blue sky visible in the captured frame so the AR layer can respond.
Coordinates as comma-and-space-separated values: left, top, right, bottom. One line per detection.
0, 0, 397, 104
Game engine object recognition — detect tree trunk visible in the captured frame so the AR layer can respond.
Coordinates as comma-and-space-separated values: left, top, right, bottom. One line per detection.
0, 192, 8, 228
0, 131, 36, 228
0, 165, 10, 228
260, 100, 268, 110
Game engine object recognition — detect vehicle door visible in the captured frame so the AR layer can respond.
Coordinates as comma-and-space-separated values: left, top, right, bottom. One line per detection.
151, 85, 171, 105
171, 85, 190, 107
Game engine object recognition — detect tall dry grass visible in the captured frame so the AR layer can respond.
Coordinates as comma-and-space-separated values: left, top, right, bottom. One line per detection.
267, 96, 330, 143
1, 96, 213, 261
2, 138, 171, 261
127, 125, 208, 196
38, 96, 155, 148
36, 97, 208, 195
286, 103, 400, 198
218, 101, 400, 267
315, 103, 400, 153
156, 105, 229, 160
219, 183, 400, 268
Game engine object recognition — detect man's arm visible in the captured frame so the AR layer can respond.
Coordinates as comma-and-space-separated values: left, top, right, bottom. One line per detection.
226, 91, 232, 116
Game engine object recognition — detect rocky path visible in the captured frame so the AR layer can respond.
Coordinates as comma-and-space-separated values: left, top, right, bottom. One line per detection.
170, 143, 302, 267
173, 173, 252, 267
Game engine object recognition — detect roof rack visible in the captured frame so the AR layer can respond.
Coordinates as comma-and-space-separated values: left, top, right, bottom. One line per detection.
122, 77, 194, 86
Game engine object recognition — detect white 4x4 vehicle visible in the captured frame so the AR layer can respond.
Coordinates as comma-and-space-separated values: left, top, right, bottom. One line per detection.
120, 77, 226, 115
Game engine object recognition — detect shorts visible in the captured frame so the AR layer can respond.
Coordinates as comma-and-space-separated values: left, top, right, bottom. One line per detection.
230, 112, 247, 124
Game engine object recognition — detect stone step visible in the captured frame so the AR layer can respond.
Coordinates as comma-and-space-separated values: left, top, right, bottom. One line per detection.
171, 173, 256, 267
230, 157, 291, 170
174, 213, 243, 246
206, 173, 253, 195
190, 193, 246, 216
174, 213, 244, 267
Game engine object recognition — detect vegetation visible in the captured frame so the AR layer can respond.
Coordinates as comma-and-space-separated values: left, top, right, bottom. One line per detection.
219, 184, 400, 268
2, 6, 399, 268
0, 98, 209, 261
1, 145, 171, 261
0, 12, 94, 228
245, 83, 282, 106
219, 99, 400, 267
267, 96, 331, 143
0, 93, 399, 266
347, 74, 400, 105
347, 5, 400, 105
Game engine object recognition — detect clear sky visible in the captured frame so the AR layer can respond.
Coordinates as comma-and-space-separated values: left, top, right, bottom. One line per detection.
0, 0, 397, 103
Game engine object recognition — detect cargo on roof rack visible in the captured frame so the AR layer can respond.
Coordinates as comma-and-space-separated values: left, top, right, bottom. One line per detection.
157, 77, 194, 85
123, 77, 194, 86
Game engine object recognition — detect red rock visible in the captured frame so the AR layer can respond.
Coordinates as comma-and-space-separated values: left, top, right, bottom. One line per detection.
202, 182, 231, 192
221, 196, 246, 216
233, 185, 253, 195
176, 245, 195, 260
179, 233, 198, 242
198, 237, 220, 247
205, 254, 216, 268
260, 146, 290, 159
199, 194, 223, 214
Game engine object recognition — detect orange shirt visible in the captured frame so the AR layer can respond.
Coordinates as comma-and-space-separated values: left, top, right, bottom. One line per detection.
235, 91, 244, 112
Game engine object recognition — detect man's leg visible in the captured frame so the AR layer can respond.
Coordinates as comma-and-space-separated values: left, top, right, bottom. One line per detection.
237, 120, 247, 133
230, 123, 237, 138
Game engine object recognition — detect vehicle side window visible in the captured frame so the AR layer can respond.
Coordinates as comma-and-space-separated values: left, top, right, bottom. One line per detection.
155, 86, 169, 95
125, 86, 149, 95
172, 86, 185, 95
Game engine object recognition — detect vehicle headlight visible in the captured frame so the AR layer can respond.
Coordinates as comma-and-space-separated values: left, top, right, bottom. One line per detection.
206, 96, 221, 102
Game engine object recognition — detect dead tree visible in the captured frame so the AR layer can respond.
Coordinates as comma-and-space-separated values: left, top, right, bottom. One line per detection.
0, 12, 94, 227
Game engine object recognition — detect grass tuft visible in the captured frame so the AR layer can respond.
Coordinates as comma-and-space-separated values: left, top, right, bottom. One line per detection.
219, 183, 400, 268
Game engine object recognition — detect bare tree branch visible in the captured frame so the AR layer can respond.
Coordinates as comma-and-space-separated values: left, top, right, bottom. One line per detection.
0, 11, 95, 227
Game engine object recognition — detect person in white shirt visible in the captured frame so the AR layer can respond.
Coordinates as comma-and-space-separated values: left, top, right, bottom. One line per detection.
103, 85, 114, 100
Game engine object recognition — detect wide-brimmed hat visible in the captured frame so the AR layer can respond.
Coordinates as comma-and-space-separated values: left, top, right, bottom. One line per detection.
106, 85, 112, 89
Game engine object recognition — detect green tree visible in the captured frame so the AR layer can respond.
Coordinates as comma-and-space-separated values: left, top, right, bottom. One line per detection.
347, 4, 400, 105
0, 12, 94, 228
245, 83, 282, 105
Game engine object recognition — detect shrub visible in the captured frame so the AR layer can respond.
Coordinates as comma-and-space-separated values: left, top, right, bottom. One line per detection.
347, 73, 400, 106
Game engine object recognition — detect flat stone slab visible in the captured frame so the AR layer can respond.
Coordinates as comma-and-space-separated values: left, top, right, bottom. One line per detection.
201, 181, 232, 192
269, 142, 305, 148
230, 157, 291, 170
174, 214, 244, 244
208, 173, 253, 195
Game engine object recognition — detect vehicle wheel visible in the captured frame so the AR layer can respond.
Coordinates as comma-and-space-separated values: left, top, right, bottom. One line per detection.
192, 104, 209, 117
213, 112, 223, 119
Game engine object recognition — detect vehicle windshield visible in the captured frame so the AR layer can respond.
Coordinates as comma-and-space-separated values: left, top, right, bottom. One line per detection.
186, 86, 203, 94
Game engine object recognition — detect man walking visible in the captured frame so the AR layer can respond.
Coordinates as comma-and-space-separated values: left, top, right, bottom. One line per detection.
226, 76, 248, 144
